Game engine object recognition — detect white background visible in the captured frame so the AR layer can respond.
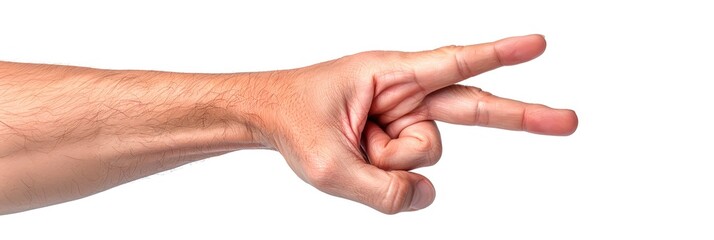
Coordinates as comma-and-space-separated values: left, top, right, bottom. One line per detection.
1, 0, 713, 239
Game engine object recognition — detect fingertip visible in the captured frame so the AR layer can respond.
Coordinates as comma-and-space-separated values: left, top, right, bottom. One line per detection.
409, 178, 436, 211
526, 108, 579, 136
562, 109, 579, 136
495, 34, 547, 66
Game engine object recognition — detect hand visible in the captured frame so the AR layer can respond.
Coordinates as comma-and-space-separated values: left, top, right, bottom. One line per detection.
254, 34, 578, 214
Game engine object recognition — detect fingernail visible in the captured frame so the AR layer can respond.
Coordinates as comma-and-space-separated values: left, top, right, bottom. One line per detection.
410, 180, 434, 210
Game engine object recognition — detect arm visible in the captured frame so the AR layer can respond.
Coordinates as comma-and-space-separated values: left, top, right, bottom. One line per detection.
1, 35, 577, 215
0, 63, 268, 214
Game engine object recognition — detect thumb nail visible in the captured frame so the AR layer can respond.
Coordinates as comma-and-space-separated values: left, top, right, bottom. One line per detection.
409, 180, 434, 210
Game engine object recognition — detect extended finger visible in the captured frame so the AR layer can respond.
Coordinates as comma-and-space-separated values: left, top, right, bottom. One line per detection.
403, 34, 547, 93
425, 85, 578, 135
369, 35, 546, 120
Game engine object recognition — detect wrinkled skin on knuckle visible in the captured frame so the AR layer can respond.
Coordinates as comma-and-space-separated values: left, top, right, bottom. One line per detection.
421, 139, 442, 167
434, 45, 473, 79
413, 134, 434, 154
409, 123, 442, 167
377, 172, 411, 214
443, 83, 484, 97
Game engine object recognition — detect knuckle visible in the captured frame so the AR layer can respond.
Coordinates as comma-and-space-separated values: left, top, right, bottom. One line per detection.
450, 85, 493, 126
436, 44, 464, 54
468, 86, 491, 97
303, 158, 339, 190
353, 50, 386, 59
350, 50, 391, 64
435, 45, 471, 79
354, 50, 412, 64
378, 173, 411, 214
426, 142, 443, 167
337, 50, 396, 75
414, 135, 433, 153
417, 137, 442, 167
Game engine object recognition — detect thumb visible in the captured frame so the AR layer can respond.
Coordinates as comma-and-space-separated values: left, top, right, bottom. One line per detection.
304, 151, 436, 214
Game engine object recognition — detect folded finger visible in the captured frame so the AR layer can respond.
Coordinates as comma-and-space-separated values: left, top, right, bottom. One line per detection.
363, 120, 442, 170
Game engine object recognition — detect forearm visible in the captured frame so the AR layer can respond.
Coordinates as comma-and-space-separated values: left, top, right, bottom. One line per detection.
0, 61, 268, 214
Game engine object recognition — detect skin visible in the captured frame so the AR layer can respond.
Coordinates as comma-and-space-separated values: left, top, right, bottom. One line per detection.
0, 35, 577, 215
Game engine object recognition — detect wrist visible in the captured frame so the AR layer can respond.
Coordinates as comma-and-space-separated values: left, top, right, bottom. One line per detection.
224, 70, 302, 151
175, 72, 272, 151
218, 71, 285, 150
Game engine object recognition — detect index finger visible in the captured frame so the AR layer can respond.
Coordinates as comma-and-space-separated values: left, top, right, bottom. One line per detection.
407, 34, 547, 93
